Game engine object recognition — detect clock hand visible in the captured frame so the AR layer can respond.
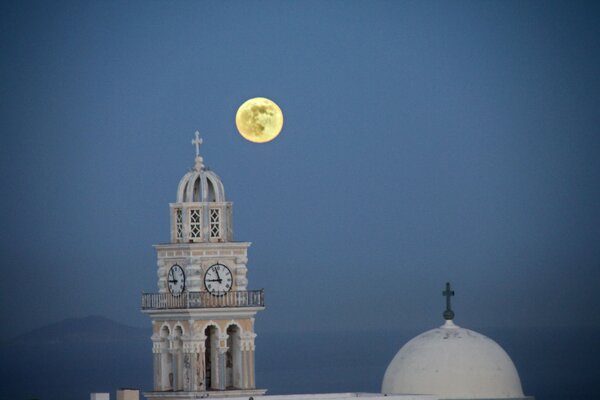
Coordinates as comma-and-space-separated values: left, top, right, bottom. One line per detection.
206, 278, 222, 283
168, 279, 178, 284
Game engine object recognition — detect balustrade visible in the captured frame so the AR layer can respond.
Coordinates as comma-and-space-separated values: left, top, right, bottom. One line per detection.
141, 290, 264, 310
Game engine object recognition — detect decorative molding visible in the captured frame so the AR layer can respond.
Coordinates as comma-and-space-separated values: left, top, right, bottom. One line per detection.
218, 333, 229, 342
152, 342, 163, 354
182, 340, 205, 354
154, 242, 251, 251
240, 331, 256, 351
240, 339, 255, 352
235, 256, 248, 264
173, 321, 185, 336
159, 322, 171, 337
224, 320, 243, 335
217, 346, 229, 354
144, 308, 263, 321
199, 320, 220, 335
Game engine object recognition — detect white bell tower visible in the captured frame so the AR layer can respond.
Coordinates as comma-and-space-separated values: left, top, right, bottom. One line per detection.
142, 132, 266, 399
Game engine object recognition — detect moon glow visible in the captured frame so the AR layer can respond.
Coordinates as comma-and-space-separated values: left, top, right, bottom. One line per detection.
235, 97, 284, 143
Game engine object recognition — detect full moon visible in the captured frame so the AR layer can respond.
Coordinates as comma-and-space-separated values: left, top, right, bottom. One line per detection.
235, 97, 284, 143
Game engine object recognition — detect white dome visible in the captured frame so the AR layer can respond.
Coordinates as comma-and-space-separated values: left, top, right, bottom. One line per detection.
175, 131, 226, 203
176, 160, 226, 203
382, 320, 526, 399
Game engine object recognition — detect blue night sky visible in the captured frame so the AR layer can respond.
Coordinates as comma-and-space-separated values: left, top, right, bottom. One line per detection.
1, 1, 599, 341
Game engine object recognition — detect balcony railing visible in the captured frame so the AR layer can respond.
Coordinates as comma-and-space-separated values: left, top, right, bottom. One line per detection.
141, 290, 264, 310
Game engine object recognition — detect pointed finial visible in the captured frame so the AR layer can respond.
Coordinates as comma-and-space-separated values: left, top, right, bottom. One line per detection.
442, 282, 455, 320
192, 131, 204, 170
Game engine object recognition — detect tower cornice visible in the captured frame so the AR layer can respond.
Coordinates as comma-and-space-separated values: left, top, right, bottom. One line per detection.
154, 242, 251, 250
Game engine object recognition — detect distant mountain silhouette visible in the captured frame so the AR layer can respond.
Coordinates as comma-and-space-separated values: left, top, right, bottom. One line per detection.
8, 315, 148, 346
0, 316, 152, 400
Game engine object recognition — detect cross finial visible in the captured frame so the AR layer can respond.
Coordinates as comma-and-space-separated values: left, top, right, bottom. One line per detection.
442, 282, 455, 320
191, 131, 204, 171
192, 131, 203, 157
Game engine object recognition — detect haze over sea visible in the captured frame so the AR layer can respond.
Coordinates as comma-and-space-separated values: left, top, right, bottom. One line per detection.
0, 316, 597, 400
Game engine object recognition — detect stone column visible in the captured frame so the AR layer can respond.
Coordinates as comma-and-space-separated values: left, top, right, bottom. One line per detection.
216, 334, 229, 390
208, 330, 219, 390
248, 333, 257, 389
196, 340, 207, 391
169, 332, 186, 392
169, 346, 179, 391
182, 344, 192, 391
183, 338, 206, 392
241, 340, 249, 389
240, 333, 257, 389
161, 339, 174, 391
232, 333, 243, 389
151, 334, 164, 391
249, 346, 255, 388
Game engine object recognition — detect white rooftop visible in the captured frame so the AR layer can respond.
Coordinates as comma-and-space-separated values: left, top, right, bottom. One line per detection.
382, 320, 530, 399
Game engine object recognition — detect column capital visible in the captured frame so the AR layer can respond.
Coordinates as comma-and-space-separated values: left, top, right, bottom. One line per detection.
241, 332, 257, 340
240, 339, 255, 351
183, 340, 205, 354
152, 342, 163, 354
218, 333, 229, 341
151, 333, 162, 342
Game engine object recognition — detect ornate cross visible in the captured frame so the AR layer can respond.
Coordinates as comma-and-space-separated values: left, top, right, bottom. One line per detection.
192, 131, 203, 157
442, 282, 455, 320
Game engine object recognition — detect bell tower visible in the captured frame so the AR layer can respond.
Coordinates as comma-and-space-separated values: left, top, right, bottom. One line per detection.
142, 132, 266, 399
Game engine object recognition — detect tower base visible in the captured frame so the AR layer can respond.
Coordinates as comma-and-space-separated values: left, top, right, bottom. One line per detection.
144, 389, 267, 400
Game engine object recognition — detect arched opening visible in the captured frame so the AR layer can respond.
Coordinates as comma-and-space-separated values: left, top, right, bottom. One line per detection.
192, 178, 201, 202
204, 325, 219, 390
226, 324, 242, 389
160, 325, 172, 391
206, 177, 217, 202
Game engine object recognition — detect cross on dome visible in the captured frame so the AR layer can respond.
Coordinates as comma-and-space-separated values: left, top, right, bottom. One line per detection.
442, 282, 455, 320
192, 131, 203, 157
192, 131, 204, 170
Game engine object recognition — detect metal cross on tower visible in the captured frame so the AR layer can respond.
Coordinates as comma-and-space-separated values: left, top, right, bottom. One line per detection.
442, 282, 455, 320
192, 131, 203, 157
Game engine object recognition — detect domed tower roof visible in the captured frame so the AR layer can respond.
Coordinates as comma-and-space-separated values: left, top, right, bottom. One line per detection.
175, 145, 226, 203
169, 132, 233, 243
382, 283, 531, 399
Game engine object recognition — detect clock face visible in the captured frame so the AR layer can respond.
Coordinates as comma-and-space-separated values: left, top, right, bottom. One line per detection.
204, 263, 233, 295
167, 264, 185, 296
